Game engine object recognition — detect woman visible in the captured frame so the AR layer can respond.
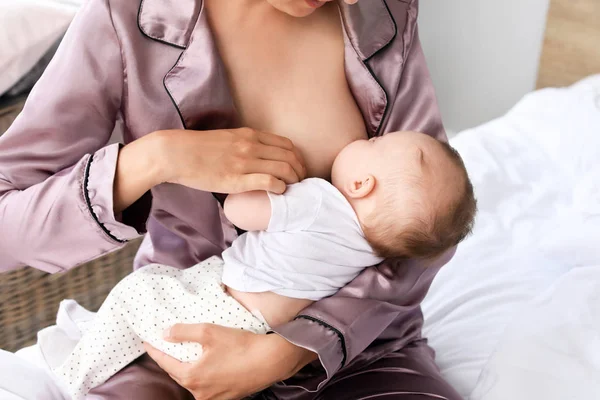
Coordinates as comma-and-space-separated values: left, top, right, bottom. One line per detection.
0, 0, 460, 399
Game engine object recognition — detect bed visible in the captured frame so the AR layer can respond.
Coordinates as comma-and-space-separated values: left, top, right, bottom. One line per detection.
1, 0, 599, 398
423, 74, 600, 399
421, 0, 600, 397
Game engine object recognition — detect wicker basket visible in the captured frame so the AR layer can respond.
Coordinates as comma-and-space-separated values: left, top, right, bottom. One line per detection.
0, 96, 142, 352
0, 240, 142, 352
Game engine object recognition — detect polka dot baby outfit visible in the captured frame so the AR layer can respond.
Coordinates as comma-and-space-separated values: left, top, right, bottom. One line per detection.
53, 256, 269, 400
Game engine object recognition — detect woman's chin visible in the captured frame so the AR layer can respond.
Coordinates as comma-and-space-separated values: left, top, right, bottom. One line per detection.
267, 0, 319, 17
279, 7, 318, 17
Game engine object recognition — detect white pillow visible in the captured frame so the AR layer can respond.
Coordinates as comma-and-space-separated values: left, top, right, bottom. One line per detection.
0, 0, 81, 96
422, 75, 600, 398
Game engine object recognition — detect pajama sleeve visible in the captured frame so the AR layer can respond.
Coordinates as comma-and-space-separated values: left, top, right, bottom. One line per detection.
0, 0, 149, 274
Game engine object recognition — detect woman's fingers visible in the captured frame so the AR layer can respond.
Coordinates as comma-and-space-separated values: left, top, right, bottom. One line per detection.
255, 145, 306, 181
246, 159, 303, 185
256, 131, 295, 150
160, 127, 306, 195
238, 174, 287, 194
144, 343, 186, 371
257, 132, 307, 179
165, 323, 213, 344
234, 129, 306, 186
144, 343, 195, 389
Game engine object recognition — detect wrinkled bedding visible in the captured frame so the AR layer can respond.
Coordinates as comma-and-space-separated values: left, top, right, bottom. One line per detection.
423, 75, 600, 399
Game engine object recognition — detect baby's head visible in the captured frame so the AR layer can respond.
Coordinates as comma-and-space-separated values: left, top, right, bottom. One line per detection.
331, 131, 477, 260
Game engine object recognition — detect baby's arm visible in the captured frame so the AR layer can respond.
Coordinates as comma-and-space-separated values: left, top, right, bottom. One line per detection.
225, 179, 324, 232
224, 191, 272, 231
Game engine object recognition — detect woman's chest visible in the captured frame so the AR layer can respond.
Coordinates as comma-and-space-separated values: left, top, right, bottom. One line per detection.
208, 5, 367, 179
232, 58, 367, 179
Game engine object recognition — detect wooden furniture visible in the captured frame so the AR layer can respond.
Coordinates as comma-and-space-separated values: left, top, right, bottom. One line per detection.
537, 0, 600, 88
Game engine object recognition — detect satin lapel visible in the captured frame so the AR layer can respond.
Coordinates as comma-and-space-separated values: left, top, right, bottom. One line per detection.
138, 0, 396, 133
139, 0, 238, 130
340, 0, 396, 61
163, 3, 238, 130
340, 0, 396, 137
137, 0, 202, 48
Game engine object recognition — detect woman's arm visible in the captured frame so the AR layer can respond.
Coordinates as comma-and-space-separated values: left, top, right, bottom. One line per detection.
114, 126, 307, 215
0, 0, 306, 274
0, 0, 142, 273
113, 134, 164, 214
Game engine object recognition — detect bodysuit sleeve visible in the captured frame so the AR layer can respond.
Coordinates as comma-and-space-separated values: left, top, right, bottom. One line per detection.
266, 178, 325, 233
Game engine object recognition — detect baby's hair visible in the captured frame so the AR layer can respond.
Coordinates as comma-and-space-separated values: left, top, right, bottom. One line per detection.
363, 140, 477, 261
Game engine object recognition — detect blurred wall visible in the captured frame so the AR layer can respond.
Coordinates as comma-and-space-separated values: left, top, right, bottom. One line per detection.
419, 0, 551, 134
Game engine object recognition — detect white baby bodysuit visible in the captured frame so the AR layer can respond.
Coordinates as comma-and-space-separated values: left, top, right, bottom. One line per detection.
222, 178, 384, 301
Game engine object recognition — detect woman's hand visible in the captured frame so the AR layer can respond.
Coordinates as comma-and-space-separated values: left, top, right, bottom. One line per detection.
144, 323, 317, 400
154, 127, 306, 195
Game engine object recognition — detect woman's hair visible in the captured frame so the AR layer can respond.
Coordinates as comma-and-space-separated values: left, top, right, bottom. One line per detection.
363, 141, 477, 261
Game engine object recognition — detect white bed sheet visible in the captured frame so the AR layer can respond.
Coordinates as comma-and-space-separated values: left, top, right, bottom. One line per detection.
470, 265, 600, 400
423, 75, 600, 398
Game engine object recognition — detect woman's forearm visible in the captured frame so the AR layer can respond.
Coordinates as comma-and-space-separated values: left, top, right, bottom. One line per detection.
113, 133, 165, 214
113, 127, 307, 214
277, 335, 319, 378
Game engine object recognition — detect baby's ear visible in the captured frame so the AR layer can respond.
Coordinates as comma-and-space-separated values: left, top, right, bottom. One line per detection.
345, 174, 376, 199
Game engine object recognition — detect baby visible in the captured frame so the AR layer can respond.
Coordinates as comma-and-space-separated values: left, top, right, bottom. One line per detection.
54, 131, 476, 399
